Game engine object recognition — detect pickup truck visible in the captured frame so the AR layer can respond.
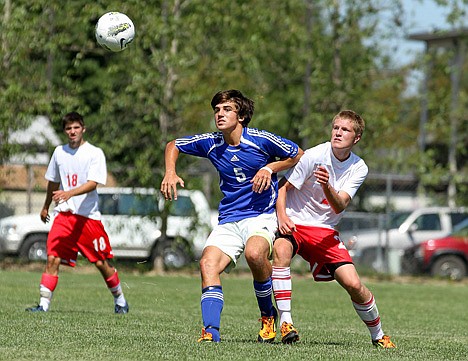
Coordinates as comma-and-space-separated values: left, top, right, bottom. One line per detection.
401, 218, 468, 280
0, 187, 214, 269
340, 207, 467, 271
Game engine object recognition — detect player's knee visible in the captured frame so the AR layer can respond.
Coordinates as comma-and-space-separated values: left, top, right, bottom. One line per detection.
46, 255, 61, 268
344, 279, 364, 296
272, 241, 293, 265
94, 260, 104, 268
199, 257, 220, 275
94, 259, 112, 272
244, 247, 267, 265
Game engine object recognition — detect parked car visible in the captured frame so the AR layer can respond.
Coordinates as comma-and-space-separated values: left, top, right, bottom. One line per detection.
401, 218, 468, 280
0, 202, 14, 219
0, 188, 213, 269
340, 207, 467, 270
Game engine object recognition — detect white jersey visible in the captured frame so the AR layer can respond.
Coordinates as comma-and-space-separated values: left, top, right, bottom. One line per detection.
45, 142, 107, 220
284, 141, 368, 229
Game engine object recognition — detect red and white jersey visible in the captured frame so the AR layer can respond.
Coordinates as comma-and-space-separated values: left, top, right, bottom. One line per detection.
45, 142, 107, 220
284, 142, 368, 229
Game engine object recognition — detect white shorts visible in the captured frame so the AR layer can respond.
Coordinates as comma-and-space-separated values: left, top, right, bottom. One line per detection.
204, 213, 277, 273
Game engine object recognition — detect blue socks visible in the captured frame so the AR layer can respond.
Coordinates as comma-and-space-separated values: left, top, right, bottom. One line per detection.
201, 285, 223, 342
200, 279, 275, 342
254, 278, 276, 317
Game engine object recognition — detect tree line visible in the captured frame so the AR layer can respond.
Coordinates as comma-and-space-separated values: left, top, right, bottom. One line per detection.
1, 0, 466, 207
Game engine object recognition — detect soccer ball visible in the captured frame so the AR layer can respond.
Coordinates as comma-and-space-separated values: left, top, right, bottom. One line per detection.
95, 12, 135, 52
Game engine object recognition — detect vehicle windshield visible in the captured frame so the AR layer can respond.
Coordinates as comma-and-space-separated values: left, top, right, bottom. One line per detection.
167, 195, 196, 217
100, 193, 159, 216
452, 218, 468, 236
389, 211, 411, 228
99, 192, 196, 217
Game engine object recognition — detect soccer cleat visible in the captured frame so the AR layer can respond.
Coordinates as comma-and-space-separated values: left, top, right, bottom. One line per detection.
280, 322, 299, 344
257, 310, 277, 343
25, 304, 46, 312
114, 302, 129, 314
372, 335, 396, 349
197, 328, 216, 343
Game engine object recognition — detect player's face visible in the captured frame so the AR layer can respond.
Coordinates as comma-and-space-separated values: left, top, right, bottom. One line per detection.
64, 121, 85, 149
331, 117, 360, 151
213, 101, 242, 132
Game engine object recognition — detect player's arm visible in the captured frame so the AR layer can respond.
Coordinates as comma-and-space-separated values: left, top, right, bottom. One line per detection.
40, 181, 60, 223
267, 148, 304, 173
276, 177, 297, 234
251, 148, 304, 193
52, 180, 99, 204
160, 140, 185, 201
314, 165, 351, 214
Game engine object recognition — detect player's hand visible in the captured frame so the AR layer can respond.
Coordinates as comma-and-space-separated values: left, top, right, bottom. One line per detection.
278, 216, 296, 235
52, 190, 70, 204
251, 168, 272, 193
40, 209, 50, 224
314, 165, 329, 185
161, 173, 185, 201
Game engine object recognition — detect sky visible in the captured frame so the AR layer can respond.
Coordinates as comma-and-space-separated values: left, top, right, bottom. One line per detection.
391, 0, 467, 93
397, 0, 466, 65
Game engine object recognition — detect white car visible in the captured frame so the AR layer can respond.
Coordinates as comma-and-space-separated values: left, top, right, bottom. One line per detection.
0, 188, 214, 269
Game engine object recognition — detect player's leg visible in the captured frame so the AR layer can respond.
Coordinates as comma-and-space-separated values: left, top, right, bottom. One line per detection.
26, 214, 72, 312
245, 234, 275, 314
271, 237, 298, 343
334, 264, 395, 348
78, 217, 128, 313
198, 245, 231, 342
272, 236, 299, 344
95, 259, 129, 314
26, 255, 61, 312
245, 230, 277, 343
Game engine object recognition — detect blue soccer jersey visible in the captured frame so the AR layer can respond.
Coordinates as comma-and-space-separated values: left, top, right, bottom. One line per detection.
175, 127, 299, 224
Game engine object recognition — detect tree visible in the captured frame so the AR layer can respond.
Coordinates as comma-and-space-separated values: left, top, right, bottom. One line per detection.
8, 0, 462, 207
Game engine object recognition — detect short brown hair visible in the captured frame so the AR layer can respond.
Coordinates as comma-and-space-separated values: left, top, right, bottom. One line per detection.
62, 111, 84, 130
332, 110, 365, 136
210, 89, 255, 127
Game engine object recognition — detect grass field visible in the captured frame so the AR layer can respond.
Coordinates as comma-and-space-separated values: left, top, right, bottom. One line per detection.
0, 265, 467, 361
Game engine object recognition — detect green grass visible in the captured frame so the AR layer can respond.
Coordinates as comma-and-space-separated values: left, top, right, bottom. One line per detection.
0, 266, 467, 361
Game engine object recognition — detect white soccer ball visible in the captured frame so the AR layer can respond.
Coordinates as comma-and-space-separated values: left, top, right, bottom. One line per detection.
95, 12, 135, 52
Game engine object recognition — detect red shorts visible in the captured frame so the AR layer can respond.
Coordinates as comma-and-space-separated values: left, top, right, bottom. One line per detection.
47, 212, 114, 267
290, 224, 353, 282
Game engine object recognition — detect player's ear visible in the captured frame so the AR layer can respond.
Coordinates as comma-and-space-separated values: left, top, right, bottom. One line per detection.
353, 134, 361, 144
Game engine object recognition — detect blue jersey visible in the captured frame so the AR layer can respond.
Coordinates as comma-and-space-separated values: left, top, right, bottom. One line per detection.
175, 127, 299, 224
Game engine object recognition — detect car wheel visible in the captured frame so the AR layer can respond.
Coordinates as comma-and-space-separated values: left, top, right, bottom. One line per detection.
19, 235, 48, 262
151, 238, 192, 270
431, 255, 467, 281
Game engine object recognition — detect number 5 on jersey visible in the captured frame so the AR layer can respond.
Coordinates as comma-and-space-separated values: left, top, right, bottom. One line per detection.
234, 167, 247, 182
